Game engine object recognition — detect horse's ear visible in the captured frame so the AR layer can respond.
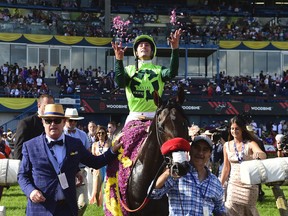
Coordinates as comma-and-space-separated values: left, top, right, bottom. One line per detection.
176, 86, 185, 105
153, 90, 162, 107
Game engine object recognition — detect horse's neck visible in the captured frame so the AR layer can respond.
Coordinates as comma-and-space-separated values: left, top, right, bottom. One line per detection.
140, 129, 162, 159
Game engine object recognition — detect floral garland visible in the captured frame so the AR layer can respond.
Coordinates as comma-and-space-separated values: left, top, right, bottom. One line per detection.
105, 120, 151, 216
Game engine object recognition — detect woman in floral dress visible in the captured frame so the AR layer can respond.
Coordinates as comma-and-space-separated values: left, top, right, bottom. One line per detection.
220, 115, 266, 216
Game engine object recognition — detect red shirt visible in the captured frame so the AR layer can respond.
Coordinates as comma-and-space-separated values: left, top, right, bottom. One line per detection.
0, 141, 11, 159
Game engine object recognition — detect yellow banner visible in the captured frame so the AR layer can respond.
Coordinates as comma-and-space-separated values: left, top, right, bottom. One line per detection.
271, 42, 288, 50
54, 35, 84, 45
0, 98, 36, 110
243, 41, 270, 49
24, 34, 53, 43
85, 37, 112, 46
0, 33, 22, 41
219, 41, 242, 49
0, 33, 113, 46
220, 40, 288, 50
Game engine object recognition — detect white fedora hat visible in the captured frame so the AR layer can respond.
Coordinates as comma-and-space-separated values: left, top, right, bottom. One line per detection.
203, 130, 213, 136
65, 108, 84, 120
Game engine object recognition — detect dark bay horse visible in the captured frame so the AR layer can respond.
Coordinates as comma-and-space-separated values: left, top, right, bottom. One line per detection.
125, 88, 190, 216
105, 88, 189, 216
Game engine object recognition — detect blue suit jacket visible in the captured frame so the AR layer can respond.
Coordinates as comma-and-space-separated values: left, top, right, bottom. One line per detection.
18, 134, 117, 216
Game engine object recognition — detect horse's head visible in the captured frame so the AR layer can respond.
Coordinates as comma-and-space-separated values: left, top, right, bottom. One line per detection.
153, 87, 190, 177
124, 87, 190, 215
153, 86, 189, 143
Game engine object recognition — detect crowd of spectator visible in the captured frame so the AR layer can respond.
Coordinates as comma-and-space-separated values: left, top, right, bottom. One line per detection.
206, 70, 288, 97
0, 61, 117, 98
57, 66, 116, 97
0, 0, 272, 16
193, 117, 287, 160
116, 15, 288, 46
0, 1, 287, 44
112, 9, 288, 45
1, 60, 288, 100
199, 118, 288, 143
0, 3, 287, 98
161, 70, 288, 101
52, 65, 288, 101
0, 62, 51, 98
0, 0, 83, 8
1, 115, 287, 160
53, 64, 109, 96
0, 6, 107, 37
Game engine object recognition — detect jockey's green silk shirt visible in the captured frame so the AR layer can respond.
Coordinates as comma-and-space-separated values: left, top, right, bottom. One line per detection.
115, 49, 179, 112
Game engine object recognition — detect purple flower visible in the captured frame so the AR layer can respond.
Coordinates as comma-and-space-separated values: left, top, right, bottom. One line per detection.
112, 15, 132, 42
170, 9, 177, 25
105, 120, 152, 216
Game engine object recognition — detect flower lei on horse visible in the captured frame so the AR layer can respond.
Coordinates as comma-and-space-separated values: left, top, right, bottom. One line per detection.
105, 88, 189, 215
105, 120, 150, 216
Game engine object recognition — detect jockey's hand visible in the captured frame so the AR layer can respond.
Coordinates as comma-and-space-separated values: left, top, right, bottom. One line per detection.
111, 132, 124, 153
111, 41, 127, 60
168, 28, 182, 49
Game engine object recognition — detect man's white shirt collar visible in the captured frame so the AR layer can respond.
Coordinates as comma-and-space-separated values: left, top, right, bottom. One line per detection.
46, 133, 65, 143
138, 60, 152, 68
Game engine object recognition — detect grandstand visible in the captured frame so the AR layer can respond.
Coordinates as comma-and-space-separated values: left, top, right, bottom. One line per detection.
0, 5, 287, 216
0, 0, 287, 131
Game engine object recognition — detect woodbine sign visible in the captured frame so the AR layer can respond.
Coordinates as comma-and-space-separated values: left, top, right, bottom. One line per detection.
82, 99, 288, 116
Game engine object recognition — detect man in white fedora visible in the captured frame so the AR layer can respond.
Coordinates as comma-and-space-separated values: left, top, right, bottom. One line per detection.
64, 108, 90, 216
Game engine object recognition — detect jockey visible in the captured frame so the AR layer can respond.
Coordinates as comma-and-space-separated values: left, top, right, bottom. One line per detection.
111, 29, 182, 124
106, 30, 182, 216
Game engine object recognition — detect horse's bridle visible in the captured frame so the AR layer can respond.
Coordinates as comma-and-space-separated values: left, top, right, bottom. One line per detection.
120, 108, 168, 213
155, 98, 189, 147
154, 100, 190, 216
121, 99, 189, 213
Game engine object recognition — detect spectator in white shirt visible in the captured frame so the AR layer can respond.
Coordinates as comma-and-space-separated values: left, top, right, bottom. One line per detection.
63, 108, 90, 216
36, 75, 43, 89
216, 85, 222, 95
272, 122, 278, 133
278, 120, 285, 134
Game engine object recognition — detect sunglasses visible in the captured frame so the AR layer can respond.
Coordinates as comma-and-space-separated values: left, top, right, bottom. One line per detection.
44, 118, 63, 124
97, 132, 106, 135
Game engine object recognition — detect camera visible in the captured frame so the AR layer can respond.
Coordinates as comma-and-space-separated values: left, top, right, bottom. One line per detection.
164, 151, 190, 178
170, 161, 190, 178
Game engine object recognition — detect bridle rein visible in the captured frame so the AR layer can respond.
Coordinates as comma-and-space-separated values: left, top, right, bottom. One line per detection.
121, 98, 189, 213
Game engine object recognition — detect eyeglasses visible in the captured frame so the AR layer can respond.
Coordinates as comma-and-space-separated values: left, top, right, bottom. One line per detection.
97, 132, 106, 135
44, 118, 63, 124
